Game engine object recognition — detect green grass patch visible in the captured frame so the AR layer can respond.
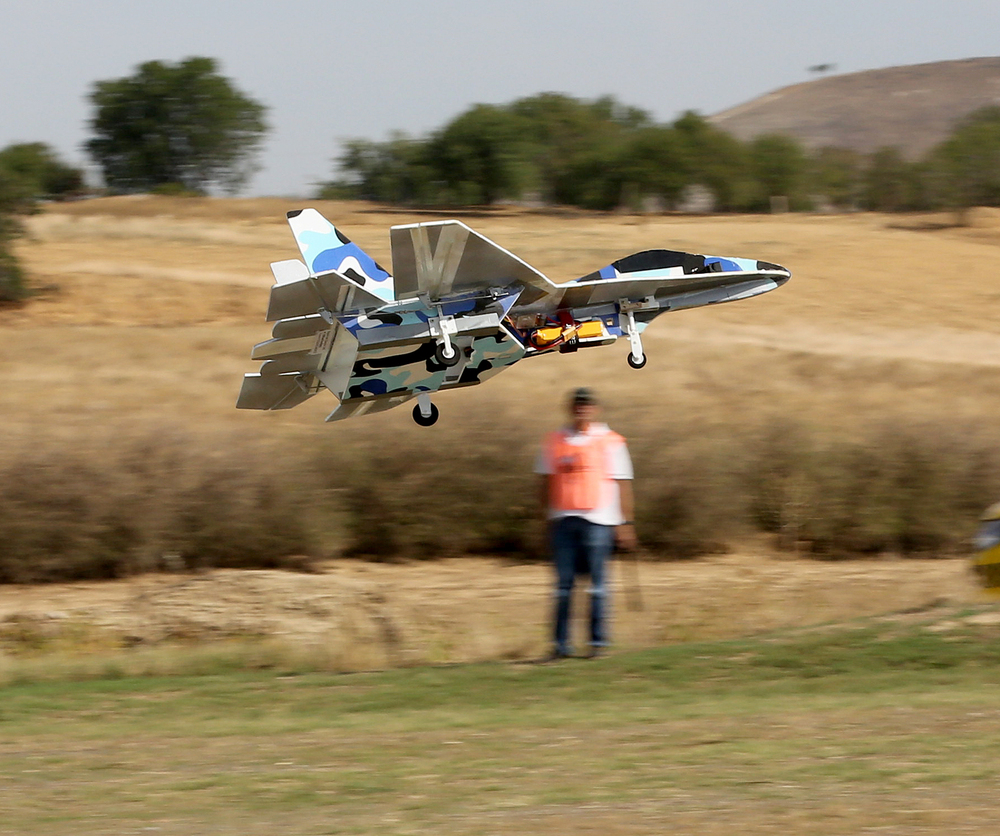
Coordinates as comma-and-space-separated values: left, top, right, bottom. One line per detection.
2, 616, 999, 834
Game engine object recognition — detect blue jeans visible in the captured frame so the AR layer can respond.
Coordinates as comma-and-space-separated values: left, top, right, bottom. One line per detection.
550, 516, 615, 655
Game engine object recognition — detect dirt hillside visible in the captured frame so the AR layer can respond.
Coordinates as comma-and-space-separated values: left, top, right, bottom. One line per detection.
710, 57, 1000, 157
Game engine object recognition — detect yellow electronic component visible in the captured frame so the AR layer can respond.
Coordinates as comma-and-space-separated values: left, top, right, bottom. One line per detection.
577, 321, 607, 340
531, 326, 564, 345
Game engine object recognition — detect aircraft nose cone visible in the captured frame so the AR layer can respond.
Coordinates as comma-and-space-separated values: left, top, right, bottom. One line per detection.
756, 260, 791, 285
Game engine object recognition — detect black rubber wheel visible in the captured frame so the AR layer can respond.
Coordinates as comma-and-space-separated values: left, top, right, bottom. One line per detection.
434, 342, 461, 367
412, 402, 440, 426
627, 353, 647, 369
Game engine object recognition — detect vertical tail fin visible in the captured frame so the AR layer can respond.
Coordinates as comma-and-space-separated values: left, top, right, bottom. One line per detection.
286, 208, 395, 303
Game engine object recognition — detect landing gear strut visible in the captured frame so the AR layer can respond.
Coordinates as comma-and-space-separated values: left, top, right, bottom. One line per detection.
623, 309, 646, 369
412, 393, 439, 426
431, 309, 461, 368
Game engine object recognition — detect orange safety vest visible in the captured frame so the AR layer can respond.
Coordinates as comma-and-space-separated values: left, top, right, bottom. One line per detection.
545, 429, 622, 512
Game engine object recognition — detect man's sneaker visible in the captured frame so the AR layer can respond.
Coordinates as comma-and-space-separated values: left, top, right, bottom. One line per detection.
539, 650, 570, 664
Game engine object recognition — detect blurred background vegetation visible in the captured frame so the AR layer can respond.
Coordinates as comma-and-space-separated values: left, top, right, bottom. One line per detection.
318, 93, 1000, 218
0, 415, 996, 583
5, 63, 1000, 305
3, 59, 1000, 581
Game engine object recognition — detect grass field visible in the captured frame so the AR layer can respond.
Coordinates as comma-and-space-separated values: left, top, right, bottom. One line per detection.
2, 199, 1000, 833
2, 613, 999, 835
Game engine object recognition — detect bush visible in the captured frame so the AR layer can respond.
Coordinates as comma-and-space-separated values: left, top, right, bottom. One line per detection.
0, 168, 32, 303
0, 415, 996, 584
742, 421, 1000, 557
0, 431, 322, 583
0, 246, 26, 304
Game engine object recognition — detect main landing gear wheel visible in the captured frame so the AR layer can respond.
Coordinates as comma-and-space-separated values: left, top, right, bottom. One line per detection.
434, 342, 461, 367
627, 353, 647, 369
412, 402, 440, 426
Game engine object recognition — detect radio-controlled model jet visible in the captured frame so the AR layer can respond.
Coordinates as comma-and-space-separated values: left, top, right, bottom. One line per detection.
237, 209, 790, 425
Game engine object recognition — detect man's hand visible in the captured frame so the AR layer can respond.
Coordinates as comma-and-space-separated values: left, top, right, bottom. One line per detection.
616, 522, 637, 552
616, 479, 637, 551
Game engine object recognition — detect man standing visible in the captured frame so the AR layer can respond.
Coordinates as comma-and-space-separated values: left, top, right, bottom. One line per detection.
536, 387, 635, 659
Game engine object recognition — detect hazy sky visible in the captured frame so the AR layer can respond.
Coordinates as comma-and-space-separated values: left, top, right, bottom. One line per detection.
3, 0, 998, 196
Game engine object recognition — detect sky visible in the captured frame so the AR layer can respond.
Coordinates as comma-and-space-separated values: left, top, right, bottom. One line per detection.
3, 0, 999, 197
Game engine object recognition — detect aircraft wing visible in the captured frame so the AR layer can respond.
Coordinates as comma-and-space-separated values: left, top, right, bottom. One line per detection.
557, 270, 781, 310
390, 220, 557, 305
556, 249, 790, 311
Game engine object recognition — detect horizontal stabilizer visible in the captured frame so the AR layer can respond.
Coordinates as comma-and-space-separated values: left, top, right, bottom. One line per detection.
271, 314, 327, 340
390, 220, 555, 304
243, 320, 359, 407
266, 270, 387, 321
286, 209, 395, 302
237, 373, 316, 410
270, 259, 310, 285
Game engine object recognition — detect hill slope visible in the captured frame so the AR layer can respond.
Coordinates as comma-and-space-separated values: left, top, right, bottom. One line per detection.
710, 57, 1000, 157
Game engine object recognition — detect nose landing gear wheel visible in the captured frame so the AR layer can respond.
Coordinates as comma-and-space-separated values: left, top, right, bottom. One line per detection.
627, 353, 647, 369
412, 402, 440, 426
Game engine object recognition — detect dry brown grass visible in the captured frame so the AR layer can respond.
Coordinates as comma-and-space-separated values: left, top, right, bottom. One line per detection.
0, 553, 985, 674
2, 197, 999, 583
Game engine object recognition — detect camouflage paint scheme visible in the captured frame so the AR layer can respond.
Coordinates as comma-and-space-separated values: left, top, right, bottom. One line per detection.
346, 331, 525, 401
237, 209, 790, 424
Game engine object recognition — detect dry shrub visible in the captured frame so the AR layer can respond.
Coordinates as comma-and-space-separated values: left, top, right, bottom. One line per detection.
0, 428, 320, 583
0, 412, 997, 583
743, 420, 1000, 557
631, 432, 741, 558
311, 420, 542, 560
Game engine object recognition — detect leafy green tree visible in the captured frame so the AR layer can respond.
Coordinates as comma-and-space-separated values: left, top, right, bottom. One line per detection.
425, 105, 534, 205
618, 126, 689, 209
509, 93, 651, 207
672, 112, 751, 211
0, 169, 35, 303
807, 147, 865, 210
864, 147, 925, 212
87, 57, 268, 194
321, 134, 436, 203
930, 106, 1000, 220
748, 134, 807, 210
0, 143, 85, 199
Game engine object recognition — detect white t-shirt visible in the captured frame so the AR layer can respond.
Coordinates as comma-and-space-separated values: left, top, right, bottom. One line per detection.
534, 422, 633, 526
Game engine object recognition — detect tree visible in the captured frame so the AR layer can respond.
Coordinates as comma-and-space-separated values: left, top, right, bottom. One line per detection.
747, 134, 808, 211
509, 93, 651, 207
864, 147, 924, 212
672, 112, 751, 211
930, 106, 1000, 221
0, 143, 85, 199
0, 169, 35, 303
321, 134, 436, 204
87, 57, 268, 194
807, 146, 865, 210
425, 105, 534, 205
